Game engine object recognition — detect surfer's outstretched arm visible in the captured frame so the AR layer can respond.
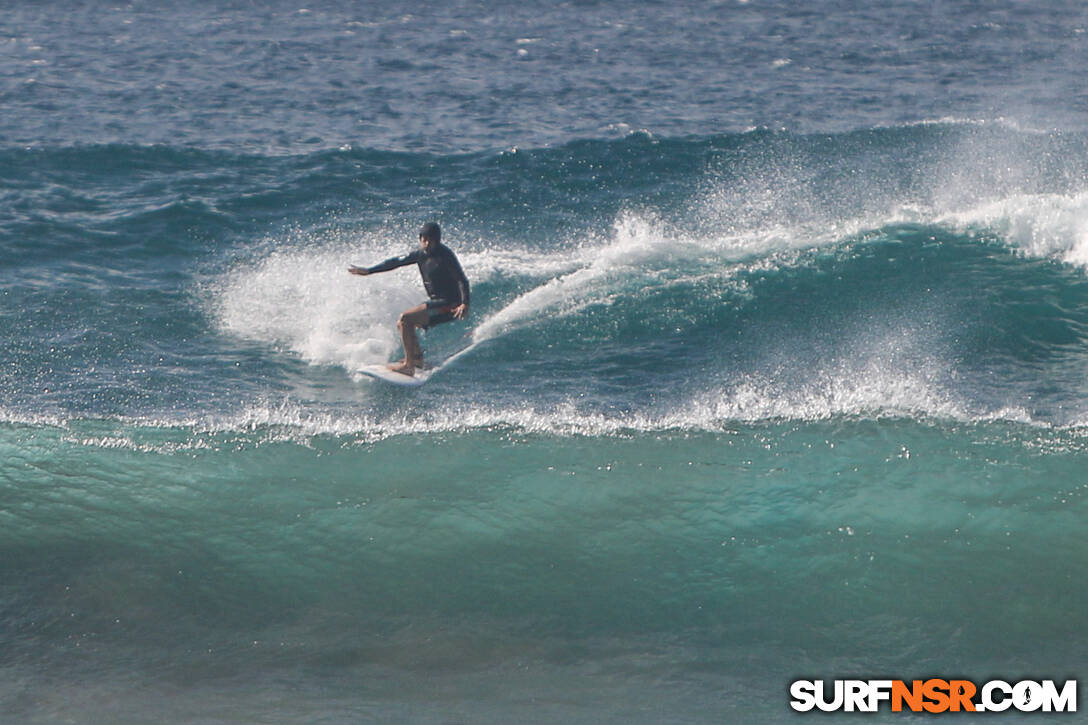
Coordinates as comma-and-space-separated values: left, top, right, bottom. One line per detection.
348, 251, 422, 277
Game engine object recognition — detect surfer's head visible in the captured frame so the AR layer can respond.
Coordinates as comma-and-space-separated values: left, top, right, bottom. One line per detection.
419, 222, 441, 249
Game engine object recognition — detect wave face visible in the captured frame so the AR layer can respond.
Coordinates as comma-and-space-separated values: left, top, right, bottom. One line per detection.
5, 126, 1088, 431
5, 121, 1088, 720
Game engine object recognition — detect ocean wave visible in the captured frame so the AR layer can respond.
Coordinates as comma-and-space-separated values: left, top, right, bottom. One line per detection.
6, 125, 1088, 431
0, 381, 1070, 451
202, 178, 1088, 432
939, 191, 1088, 267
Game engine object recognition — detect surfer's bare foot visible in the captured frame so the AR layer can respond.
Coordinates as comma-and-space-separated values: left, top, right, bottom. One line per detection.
387, 360, 419, 376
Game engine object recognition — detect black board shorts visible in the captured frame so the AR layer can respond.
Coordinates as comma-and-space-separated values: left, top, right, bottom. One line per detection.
423, 299, 458, 328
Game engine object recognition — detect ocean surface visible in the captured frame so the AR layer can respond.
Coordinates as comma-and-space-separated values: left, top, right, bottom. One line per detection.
3, 2, 1088, 722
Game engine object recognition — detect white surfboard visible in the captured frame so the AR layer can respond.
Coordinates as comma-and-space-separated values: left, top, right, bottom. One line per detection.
358, 364, 432, 387
357, 338, 480, 387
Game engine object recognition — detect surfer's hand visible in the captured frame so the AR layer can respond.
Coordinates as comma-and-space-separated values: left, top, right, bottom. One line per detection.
453, 304, 469, 320
348, 265, 370, 276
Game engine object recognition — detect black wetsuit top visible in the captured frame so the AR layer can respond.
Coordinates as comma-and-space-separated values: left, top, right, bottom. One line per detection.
366, 242, 470, 306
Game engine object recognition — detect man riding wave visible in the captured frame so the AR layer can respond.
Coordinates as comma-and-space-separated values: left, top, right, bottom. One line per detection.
349, 222, 469, 376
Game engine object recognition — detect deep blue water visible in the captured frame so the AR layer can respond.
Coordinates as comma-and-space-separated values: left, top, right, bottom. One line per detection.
3, 2, 1088, 723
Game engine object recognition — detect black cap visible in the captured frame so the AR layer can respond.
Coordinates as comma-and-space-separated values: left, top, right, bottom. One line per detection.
419, 222, 441, 243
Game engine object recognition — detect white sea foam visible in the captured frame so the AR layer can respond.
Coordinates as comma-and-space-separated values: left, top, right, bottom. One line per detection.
31, 388, 1062, 453
213, 235, 410, 370
470, 213, 683, 343
938, 191, 1088, 267
880, 117, 1050, 134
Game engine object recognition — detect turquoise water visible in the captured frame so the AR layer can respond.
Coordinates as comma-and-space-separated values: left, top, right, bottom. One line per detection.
5, 420, 1087, 722
4, 2, 1088, 722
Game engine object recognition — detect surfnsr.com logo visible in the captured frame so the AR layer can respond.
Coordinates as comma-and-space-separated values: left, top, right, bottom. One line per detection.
790, 679, 1077, 713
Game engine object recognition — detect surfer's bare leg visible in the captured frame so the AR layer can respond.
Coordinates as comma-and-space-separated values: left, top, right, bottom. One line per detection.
391, 305, 429, 375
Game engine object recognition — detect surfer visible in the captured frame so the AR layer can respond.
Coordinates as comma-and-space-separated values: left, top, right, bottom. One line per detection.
348, 222, 470, 376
